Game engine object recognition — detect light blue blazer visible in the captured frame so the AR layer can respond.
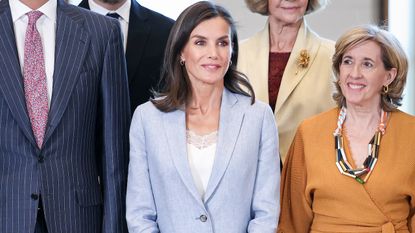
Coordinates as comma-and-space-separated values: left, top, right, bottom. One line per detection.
126, 89, 280, 233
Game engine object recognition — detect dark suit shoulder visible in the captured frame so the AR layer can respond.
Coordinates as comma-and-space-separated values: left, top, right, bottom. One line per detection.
133, 3, 174, 29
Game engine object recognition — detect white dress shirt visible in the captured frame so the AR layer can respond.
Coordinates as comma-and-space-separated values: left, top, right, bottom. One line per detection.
9, 0, 57, 106
88, 0, 130, 52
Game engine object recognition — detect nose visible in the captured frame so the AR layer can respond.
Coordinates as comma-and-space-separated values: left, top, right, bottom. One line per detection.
349, 63, 362, 78
207, 44, 218, 60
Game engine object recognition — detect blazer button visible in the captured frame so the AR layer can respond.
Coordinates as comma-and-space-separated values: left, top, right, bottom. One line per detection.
31, 193, 39, 200
199, 215, 207, 222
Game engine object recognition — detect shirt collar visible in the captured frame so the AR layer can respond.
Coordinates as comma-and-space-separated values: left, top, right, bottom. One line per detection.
88, 0, 130, 23
10, 0, 57, 23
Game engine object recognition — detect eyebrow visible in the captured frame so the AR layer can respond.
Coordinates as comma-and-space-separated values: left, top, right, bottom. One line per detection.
190, 35, 230, 40
343, 55, 375, 62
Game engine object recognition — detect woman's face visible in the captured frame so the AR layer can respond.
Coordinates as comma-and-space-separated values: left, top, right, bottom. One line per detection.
181, 17, 232, 88
268, 0, 308, 25
338, 40, 396, 108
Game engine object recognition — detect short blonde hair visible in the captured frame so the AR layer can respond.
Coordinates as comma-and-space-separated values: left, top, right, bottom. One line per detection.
332, 25, 408, 112
244, 0, 327, 16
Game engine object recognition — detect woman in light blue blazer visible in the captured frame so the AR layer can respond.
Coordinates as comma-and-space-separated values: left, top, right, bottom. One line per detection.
126, 2, 280, 232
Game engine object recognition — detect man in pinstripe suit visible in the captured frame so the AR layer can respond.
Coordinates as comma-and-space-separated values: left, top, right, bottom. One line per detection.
0, 0, 130, 232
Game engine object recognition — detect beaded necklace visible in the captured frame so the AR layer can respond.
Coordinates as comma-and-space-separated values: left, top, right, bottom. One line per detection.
333, 106, 388, 184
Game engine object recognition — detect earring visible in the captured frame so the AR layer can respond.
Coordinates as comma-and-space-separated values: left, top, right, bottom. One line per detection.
180, 59, 185, 66
383, 85, 389, 94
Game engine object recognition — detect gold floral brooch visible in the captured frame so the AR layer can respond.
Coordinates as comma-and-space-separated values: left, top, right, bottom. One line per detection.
296, 49, 310, 74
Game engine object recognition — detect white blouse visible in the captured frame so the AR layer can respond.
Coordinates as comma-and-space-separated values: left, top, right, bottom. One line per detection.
186, 130, 218, 199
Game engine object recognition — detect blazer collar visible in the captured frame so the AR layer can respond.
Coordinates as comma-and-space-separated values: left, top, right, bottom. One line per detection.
275, 19, 321, 113
204, 89, 245, 202
248, 21, 271, 105
0, 0, 38, 148
163, 89, 246, 204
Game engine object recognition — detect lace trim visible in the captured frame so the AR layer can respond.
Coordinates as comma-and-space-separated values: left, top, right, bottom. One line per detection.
186, 130, 218, 149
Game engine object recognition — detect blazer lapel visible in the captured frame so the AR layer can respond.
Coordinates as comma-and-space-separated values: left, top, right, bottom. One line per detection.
204, 89, 245, 202
0, 0, 37, 147
245, 22, 270, 104
163, 109, 203, 204
125, 0, 150, 84
275, 20, 321, 113
43, 1, 90, 144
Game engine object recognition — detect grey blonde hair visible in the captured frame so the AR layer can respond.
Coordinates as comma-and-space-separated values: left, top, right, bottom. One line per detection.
332, 25, 408, 112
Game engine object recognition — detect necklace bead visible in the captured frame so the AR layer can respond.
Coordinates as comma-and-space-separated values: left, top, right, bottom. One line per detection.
333, 107, 388, 184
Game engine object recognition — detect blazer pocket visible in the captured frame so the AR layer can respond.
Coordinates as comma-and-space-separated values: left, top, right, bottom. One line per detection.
75, 186, 103, 207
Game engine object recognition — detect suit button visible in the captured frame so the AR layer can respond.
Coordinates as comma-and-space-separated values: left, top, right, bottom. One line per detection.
199, 215, 207, 222
31, 193, 39, 200
38, 155, 44, 163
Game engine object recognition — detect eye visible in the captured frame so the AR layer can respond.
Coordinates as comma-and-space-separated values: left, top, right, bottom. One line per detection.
195, 40, 206, 46
218, 40, 229, 47
362, 61, 374, 68
341, 58, 352, 65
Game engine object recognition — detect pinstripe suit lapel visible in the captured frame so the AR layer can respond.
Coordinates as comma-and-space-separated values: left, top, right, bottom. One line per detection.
163, 109, 204, 205
204, 89, 245, 202
43, 2, 90, 144
0, 0, 37, 147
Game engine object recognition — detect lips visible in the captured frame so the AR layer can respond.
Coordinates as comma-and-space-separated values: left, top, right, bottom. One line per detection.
347, 83, 366, 90
202, 64, 221, 70
281, 6, 300, 11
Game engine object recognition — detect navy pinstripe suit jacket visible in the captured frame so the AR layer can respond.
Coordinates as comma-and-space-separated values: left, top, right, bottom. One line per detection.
0, 0, 130, 232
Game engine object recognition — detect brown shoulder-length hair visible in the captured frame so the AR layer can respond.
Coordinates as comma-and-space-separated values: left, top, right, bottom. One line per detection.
244, 0, 327, 16
151, 1, 255, 112
332, 25, 408, 112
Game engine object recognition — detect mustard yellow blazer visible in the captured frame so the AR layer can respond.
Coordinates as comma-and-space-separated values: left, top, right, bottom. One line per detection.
237, 19, 336, 162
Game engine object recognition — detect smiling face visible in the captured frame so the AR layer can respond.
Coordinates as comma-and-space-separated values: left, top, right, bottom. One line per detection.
339, 40, 396, 109
180, 17, 232, 88
268, 0, 308, 25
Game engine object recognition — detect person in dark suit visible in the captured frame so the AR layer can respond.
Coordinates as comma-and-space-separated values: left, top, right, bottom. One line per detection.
79, 0, 174, 113
0, 0, 130, 232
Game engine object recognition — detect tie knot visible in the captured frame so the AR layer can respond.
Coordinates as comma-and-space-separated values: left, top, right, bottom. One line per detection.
27, 11, 43, 25
106, 12, 120, 19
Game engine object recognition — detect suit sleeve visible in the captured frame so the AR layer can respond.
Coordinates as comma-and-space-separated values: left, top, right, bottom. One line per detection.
126, 107, 159, 233
277, 124, 313, 233
99, 20, 131, 233
247, 106, 280, 233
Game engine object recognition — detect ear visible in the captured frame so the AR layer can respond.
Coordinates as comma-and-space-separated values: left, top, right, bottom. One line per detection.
384, 68, 397, 86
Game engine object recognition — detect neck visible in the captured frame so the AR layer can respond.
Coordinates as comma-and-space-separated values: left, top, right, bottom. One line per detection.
345, 104, 383, 131
20, 0, 48, 10
187, 84, 223, 115
93, 0, 127, 11
268, 17, 302, 52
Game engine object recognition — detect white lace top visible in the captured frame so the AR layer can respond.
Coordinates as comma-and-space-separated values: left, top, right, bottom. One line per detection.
186, 130, 218, 199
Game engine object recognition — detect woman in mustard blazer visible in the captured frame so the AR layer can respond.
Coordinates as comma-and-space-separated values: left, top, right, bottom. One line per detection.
237, 0, 335, 162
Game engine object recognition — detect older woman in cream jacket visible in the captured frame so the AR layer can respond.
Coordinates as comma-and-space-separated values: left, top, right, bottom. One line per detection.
238, 0, 335, 162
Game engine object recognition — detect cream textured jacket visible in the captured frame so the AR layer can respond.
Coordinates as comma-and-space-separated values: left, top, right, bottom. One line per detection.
238, 19, 336, 162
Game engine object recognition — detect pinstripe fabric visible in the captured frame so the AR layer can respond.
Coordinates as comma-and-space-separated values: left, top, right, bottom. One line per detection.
0, 0, 130, 233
